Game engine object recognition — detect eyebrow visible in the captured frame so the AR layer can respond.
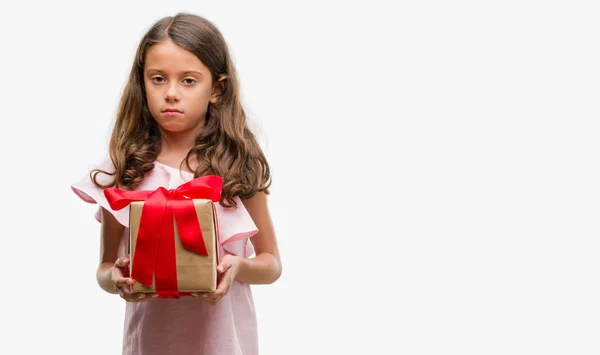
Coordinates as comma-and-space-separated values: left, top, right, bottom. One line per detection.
146, 69, 204, 76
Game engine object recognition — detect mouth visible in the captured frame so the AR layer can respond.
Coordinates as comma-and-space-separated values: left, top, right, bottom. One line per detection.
162, 109, 182, 116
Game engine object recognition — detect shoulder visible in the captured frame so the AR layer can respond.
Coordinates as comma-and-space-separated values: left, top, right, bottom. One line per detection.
241, 191, 268, 210
241, 192, 273, 228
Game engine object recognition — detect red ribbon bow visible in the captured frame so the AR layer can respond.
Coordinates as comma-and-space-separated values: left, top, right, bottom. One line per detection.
104, 175, 222, 299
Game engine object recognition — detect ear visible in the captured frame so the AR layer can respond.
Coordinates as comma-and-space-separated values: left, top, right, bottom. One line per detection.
210, 75, 227, 104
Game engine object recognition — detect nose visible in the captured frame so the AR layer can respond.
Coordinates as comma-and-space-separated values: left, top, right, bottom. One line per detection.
165, 83, 180, 102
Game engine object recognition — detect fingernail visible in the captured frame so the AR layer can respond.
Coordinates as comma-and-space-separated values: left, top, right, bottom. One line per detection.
217, 265, 224, 272
123, 258, 129, 263
138, 294, 145, 299
152, 294, 159, 298
127, 279, 134, 284
201, 294, 208, 298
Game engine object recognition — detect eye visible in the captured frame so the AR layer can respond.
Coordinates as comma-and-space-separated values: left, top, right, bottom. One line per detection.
151, 76, 165, 83
183, 78, 196, 85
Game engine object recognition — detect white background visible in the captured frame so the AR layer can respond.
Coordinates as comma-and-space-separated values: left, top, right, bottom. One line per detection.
1, 0, 599, 354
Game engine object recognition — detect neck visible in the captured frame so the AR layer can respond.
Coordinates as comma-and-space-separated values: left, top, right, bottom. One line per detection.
157, 127, 199, 169
160, 130, 195, 153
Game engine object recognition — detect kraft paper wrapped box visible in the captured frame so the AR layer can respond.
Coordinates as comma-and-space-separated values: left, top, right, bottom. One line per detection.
104, 175, 224, 298
129, 199, 219, 294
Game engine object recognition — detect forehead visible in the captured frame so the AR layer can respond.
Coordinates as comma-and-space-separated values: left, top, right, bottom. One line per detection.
144, 39, 209, 73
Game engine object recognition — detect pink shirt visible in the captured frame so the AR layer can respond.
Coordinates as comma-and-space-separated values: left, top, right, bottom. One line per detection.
72, 159, 260, 355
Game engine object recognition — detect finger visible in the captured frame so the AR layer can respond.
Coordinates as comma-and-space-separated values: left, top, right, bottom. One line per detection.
121, 287, 150, 300
138, 293, 159, 300
202, 286, 228, 304
192, 292, 211, 299
217, 255, 233, 274
214, 269, 233, 294
111, 266, 134, 291
115, 257, 130, 268
217, 257, 231, 274
192, 292, 218, 304
138, 295, 159, 302
203, 295, 221, 306
121, 290, 144, 302
118, 284, 132, 297
114, 277, 134, 288
122, 288, 158, 302
194, 267, 233, 302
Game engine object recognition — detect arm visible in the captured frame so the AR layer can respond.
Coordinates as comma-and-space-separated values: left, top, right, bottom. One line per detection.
233, 191, 283, 285
96, 207, 125, 294
96, 207, 155, 301
192, 191, 283, 304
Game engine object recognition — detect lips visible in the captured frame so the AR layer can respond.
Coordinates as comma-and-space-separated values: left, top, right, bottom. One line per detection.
163, 108, 182, 113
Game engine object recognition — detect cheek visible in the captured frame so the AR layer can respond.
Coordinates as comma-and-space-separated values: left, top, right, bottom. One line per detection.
185, 88, 212, 109
145, 90, 163, 110
186, 99, 210, 118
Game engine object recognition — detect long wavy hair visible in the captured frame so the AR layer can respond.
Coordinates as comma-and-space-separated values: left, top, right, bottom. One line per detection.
92, 13, 271, 207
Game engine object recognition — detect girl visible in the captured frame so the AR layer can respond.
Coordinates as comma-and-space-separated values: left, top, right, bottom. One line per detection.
71, 13, 282, 355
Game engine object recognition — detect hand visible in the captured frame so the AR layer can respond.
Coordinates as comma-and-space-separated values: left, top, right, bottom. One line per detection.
112, 256, 158, 302
192, 254, 241, 305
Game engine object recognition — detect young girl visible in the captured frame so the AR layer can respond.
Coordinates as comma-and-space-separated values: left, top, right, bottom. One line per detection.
71, 13, 282, 355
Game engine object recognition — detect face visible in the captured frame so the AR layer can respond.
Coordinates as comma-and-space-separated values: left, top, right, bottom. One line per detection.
143, 39, 221, 133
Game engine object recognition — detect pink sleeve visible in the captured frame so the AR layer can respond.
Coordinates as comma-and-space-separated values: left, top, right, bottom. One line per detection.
216, 197, 259, 258
70, 159, 129, 227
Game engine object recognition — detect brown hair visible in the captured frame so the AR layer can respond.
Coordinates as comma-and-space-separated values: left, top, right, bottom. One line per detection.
92, 13, 271, 207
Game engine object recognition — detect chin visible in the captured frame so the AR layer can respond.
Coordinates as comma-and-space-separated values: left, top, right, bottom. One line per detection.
157, 122, 198, 133
159, 125, 189, 132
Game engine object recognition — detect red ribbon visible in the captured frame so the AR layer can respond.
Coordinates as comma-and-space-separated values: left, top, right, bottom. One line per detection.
104, 175, 222, 299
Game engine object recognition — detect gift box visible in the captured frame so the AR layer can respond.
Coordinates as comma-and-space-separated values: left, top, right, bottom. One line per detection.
129, 198, 219, 294
104, 176, 223, 299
